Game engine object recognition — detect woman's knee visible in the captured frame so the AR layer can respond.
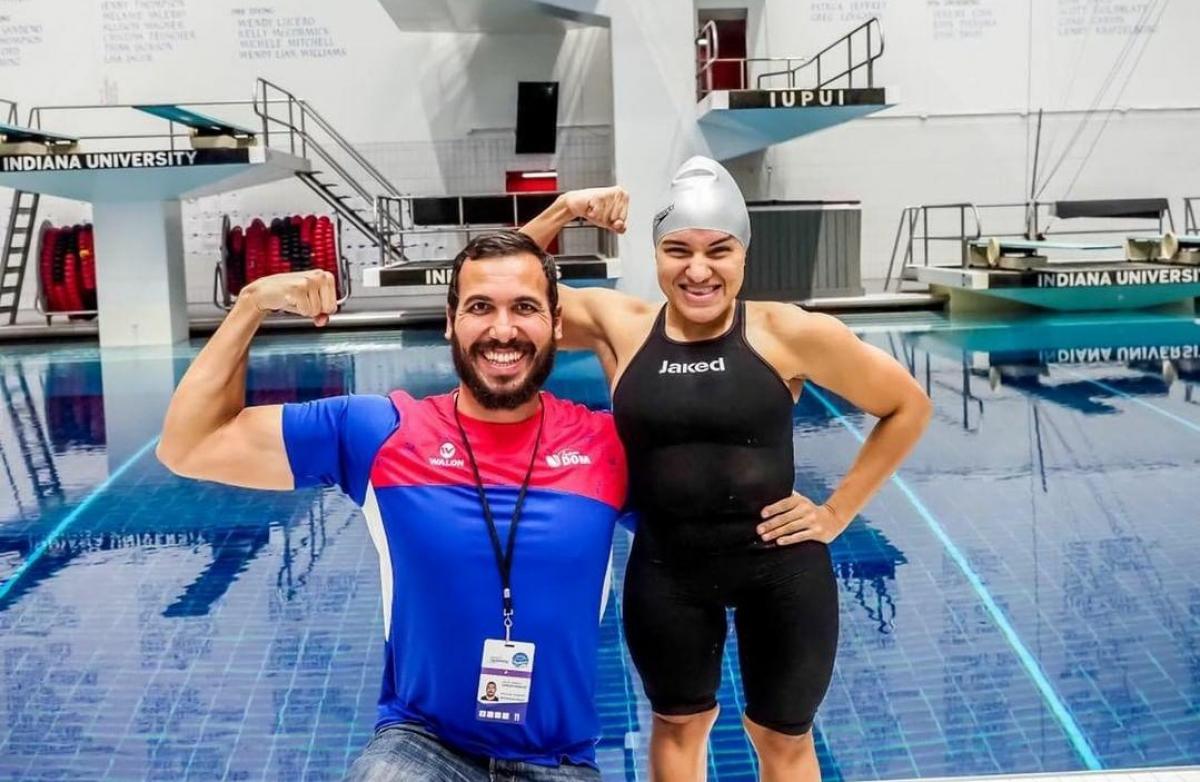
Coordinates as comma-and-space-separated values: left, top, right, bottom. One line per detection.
652, 706, 720, 741
742, 715, 815, 761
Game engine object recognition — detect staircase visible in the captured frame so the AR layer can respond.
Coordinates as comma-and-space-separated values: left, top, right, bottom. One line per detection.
252, 79, 407, 263
0, 190, 39, 325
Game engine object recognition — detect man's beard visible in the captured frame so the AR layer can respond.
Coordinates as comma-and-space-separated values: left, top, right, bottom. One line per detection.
451, 332, 557, 410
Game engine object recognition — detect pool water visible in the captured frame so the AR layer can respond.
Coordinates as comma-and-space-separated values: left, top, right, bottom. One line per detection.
1, 310, 1198, 780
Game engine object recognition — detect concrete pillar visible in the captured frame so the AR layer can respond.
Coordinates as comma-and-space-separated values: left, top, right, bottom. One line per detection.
537, 0, 708, 300
91, 200, 189, 347
608, 3, 707, 300
99, 347, 179, 472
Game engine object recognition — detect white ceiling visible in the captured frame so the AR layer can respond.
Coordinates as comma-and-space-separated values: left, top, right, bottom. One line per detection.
375, 0, 603, 33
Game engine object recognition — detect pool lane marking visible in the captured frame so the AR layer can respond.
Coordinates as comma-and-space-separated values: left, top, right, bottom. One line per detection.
1057, 367, 1200, 434
0, 436, 160, 603
806, 387, 1103, 771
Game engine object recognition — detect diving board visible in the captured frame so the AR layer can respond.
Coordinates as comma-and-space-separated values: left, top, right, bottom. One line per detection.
0, 142, 309, 348
1125, 232, 1200, 263
968, 236, 1124, 269
0, 121, 78, 154
134, 104, 257, 149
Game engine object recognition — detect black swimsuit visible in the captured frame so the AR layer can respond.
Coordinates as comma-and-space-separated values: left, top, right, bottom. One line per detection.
613, 301, 838, 734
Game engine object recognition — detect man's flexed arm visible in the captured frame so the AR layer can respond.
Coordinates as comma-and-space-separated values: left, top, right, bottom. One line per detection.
156, 270, 338, 490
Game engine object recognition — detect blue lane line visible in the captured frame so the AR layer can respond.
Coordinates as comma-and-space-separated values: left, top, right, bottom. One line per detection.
0, 436, 160, 603
1058, 367, 1200, 434
806, 387, 1103, 772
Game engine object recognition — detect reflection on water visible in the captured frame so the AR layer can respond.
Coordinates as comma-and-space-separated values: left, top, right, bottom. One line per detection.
1, 314, 1199, 780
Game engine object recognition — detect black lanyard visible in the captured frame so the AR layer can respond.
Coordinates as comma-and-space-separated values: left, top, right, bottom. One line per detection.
453, 394, 545, 641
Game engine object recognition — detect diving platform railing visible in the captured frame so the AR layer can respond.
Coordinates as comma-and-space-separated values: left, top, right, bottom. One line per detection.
696, 17, 883, 97
885, 199, 1178, 289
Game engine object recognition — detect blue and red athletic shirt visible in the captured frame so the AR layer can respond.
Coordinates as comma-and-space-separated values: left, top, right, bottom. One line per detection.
281, 390, 627, 768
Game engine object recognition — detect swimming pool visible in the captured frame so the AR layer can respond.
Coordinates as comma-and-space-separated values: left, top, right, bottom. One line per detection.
1, 310, 1198, 781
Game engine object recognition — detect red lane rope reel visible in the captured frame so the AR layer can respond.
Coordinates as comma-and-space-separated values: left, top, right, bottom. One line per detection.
79, 224, 97, 312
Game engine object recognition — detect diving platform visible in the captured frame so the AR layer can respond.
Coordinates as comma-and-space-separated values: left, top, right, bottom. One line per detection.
889, 199, 1200, 313
695, 18, 890, 160
913, 262, 1200, 312
133, 104, 258, 149
363, 255, 620, 289
0, 99, 309, 347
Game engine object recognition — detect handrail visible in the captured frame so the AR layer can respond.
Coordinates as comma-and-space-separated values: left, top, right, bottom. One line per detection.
884, 199, 1180, 290
1186, 197, 1199, 235
253, 78, 305, 156
253, 79, 407, 260
696, 20, 720, 95
883, 202, 984, 290
254, 79, 401, 199
299, 99, 402, 198
755, 17, 883, 90
1, 99, 16, 126
698, 56, 809, 93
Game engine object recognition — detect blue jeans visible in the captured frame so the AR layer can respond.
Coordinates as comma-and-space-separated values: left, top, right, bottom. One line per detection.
344, 724, 601, 782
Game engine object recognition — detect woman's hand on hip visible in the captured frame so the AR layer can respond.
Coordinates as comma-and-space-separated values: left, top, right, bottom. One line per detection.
758, 491, 847, 545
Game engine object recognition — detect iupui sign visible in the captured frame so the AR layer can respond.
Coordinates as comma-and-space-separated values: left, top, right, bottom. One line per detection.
728, 88, 886, 110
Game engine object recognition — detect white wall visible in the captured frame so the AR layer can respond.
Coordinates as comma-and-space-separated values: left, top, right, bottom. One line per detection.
519, 0, 1200, 291
0, 0, 613, 309
752, 0, 1200, 279
534, 0, 715, 299
5, 0, 1199, 307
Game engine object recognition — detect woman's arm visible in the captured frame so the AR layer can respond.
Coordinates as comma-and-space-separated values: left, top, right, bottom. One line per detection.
758, 307, 932, 545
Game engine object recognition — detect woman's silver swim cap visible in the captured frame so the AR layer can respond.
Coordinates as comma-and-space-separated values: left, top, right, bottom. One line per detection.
651, 156, 751, 249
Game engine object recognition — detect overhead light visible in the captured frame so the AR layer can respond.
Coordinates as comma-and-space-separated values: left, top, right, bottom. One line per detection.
520, 171, 557, 179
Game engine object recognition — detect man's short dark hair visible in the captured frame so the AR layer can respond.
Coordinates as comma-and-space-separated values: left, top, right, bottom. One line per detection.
447, 230, 558, 314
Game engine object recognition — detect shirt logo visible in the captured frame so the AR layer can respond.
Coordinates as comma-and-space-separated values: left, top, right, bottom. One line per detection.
545, 448, 592, 468
659, 357, 726, 375
429, 441, 465, 468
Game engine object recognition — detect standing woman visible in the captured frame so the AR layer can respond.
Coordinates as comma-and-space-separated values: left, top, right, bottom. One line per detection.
522, 157, 931, 782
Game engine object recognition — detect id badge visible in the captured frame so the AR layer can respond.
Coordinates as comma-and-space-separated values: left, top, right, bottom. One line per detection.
476, 638, 536, 724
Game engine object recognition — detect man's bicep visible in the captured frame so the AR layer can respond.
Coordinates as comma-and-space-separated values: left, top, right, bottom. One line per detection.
181, 405, 294, 490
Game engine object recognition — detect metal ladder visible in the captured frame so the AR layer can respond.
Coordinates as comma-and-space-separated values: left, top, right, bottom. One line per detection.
0, 190, 40, 325
0, 362, 64, 506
